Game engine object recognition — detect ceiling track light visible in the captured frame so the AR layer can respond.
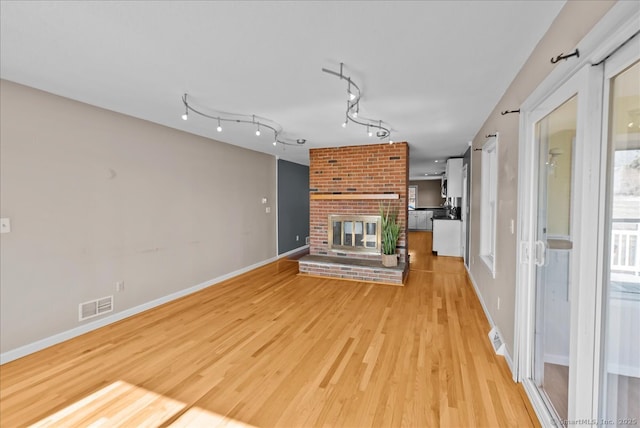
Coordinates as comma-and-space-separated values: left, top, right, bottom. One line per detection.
254, 117, 261, 136
322, 62, 392, 140
181, 100, 188, 120
180, 93, 305, 147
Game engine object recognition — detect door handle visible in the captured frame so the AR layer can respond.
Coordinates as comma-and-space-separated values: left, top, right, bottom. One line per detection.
535, 240, 546, 267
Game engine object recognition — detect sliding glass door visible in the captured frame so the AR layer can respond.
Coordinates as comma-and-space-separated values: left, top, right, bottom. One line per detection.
533, 95, 577, 422
600, 43, 640, 427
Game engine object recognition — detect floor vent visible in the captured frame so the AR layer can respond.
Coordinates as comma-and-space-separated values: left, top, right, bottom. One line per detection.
79, 296, 113, 321
488, 326, 505, 356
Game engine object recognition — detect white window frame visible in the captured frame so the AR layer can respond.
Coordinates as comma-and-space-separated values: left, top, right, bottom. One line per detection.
480, 134, 498, 278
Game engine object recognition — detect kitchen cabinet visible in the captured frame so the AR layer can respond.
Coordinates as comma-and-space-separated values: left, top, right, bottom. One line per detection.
432, 219, 462, 257
408, 211, 418, 229
408, 210, 431, 231
445, 158, 463, 198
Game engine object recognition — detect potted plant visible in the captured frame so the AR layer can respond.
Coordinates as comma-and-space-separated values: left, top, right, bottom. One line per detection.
380, 202, 400, 267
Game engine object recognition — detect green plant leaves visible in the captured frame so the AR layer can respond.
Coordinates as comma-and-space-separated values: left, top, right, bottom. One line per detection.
379, 202, 400, 255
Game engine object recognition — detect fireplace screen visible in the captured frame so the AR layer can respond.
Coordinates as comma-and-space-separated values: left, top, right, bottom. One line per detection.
329, 215, 381, 253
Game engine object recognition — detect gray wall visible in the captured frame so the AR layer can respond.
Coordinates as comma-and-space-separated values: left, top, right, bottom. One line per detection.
277, 159, 309, 254
0, 80, 277, 354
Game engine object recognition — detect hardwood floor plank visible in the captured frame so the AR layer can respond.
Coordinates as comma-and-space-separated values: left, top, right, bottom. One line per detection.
0, 232, 538, 427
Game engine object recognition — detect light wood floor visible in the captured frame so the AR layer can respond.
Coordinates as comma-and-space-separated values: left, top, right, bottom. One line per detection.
0, 231, 539, 427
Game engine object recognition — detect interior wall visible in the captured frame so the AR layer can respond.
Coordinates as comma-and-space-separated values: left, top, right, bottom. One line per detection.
468, 1, 615, 360
409, 179, 444, 207
277, 159, 309, 254
0, 80, 277, 354
547, 130, 574, 237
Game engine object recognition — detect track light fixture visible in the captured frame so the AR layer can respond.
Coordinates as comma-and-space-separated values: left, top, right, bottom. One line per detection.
180, 94, 304, 147
322, 62, 392, 140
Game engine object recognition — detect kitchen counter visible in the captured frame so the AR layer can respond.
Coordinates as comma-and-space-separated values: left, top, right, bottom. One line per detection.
432, 218, 462, 257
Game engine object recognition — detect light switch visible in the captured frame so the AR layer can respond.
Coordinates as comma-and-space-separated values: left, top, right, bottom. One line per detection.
0, 218, 10, 234
261, 197, 268, 204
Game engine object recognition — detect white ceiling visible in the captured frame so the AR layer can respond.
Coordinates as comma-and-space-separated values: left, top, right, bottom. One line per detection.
0, 1, 565, 179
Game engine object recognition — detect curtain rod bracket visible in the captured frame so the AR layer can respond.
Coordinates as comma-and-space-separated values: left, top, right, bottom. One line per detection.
551, 49, 579, 64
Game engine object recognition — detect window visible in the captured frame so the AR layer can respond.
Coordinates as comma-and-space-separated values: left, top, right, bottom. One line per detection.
480, 134, 498, 277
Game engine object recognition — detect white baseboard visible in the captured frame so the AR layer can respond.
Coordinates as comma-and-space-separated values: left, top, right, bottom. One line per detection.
465, 265, 514, 376
0, 256, 279, 365
278, 244, 309, 258
544, 353, 570, 367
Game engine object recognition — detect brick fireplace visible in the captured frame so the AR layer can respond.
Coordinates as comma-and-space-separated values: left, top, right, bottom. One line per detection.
299, 142, 409, 285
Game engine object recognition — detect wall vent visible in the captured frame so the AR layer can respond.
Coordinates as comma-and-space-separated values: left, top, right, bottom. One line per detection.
488, 326, 505, 355
79, 296, 113, 321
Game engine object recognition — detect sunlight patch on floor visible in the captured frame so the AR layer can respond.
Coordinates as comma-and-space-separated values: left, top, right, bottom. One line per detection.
29, 380, 255, 428
169, 407, 256, 427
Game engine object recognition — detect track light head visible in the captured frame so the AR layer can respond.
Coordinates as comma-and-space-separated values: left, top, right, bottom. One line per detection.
181, 94, 189, 120
347, 79, 356, 101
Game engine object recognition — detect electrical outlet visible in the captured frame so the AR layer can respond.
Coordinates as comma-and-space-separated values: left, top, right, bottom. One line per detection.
265, 207, 271, 213
305, 236, 310, 245
116, 281, 125, 292
0, 218, 11, 234
510, 219, 515, 234
497, 297, 501, 310
296, 235, 299, 241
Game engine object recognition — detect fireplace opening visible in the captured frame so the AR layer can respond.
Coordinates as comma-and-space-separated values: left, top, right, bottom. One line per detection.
329, 215, 381, 254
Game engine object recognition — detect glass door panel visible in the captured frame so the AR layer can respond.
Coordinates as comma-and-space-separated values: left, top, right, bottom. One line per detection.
601, 59, 640, 425
534, 95, 577, 422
